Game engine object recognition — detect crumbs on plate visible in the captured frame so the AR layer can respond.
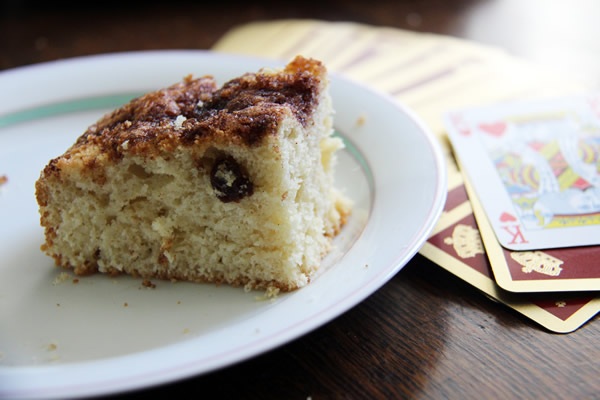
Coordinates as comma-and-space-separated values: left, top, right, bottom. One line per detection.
356, 114, 366, 126
254, 286, 280, 301
52, 272, 72, 285
141, 279, 156, 289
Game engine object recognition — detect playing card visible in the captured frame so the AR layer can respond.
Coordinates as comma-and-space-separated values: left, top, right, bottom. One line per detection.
444, 94, 600, 250
462, 161, 600, 292
421, 176, 600, 332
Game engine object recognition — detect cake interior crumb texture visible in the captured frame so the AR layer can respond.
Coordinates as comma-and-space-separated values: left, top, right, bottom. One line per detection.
35, 56, 352, 291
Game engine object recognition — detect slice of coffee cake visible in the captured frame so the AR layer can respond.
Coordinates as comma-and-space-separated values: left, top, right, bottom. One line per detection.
35, 56, 351, 291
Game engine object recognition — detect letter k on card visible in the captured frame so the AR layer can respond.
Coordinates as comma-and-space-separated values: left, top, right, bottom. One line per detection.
500, 224, 529, 246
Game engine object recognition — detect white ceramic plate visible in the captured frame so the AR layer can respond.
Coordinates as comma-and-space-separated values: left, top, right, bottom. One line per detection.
0, 51, 446, 399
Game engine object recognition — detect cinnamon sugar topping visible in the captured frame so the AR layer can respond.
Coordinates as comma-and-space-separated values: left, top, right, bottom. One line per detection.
66, 56, 325, 159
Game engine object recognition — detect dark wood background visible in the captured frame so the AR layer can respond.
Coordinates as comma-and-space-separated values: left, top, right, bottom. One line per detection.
2, 1, 599, 398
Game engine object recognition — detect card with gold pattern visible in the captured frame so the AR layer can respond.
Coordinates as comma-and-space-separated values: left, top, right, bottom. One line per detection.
421, 162, 600, 332
460, 158, 600, 293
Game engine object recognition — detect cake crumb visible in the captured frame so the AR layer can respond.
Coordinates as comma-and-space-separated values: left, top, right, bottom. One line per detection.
0, 175, 7, 185
124, 302, 128, 307
47, 343, 57, 351
177, 300, 181, 304
356, 114, 366, 126
56, 303, 60, 307
72, 279, 79, 284
266, 286, 280, 298
142, 279, 156, 289
254, 286, 280, 301
183, 328, 190, 334
173, 115, 187, 129
53, 272, 71, 285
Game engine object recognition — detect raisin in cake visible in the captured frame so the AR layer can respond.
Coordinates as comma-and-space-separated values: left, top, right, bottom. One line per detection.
35, 56, 351, 291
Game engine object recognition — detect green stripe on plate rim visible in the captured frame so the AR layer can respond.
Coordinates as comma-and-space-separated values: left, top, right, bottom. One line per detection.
0, 93, 374, 188
0, 93, 143, 129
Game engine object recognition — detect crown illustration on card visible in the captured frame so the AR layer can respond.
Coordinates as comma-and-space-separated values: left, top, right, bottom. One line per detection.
444, 224, 485, 259
510, 251, 564, 276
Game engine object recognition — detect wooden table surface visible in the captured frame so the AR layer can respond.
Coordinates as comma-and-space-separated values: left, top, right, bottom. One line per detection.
2, 1, 599, 399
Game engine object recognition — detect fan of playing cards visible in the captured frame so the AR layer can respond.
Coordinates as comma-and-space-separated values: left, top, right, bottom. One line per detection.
436, 94, 600, 332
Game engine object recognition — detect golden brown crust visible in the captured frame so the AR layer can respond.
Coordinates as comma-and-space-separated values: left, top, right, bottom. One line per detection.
60, 56, 325, 162
49, 237, 304, 290
54, 258, 300, 291
37, 56, 326, 187
186, 55, 326, 142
